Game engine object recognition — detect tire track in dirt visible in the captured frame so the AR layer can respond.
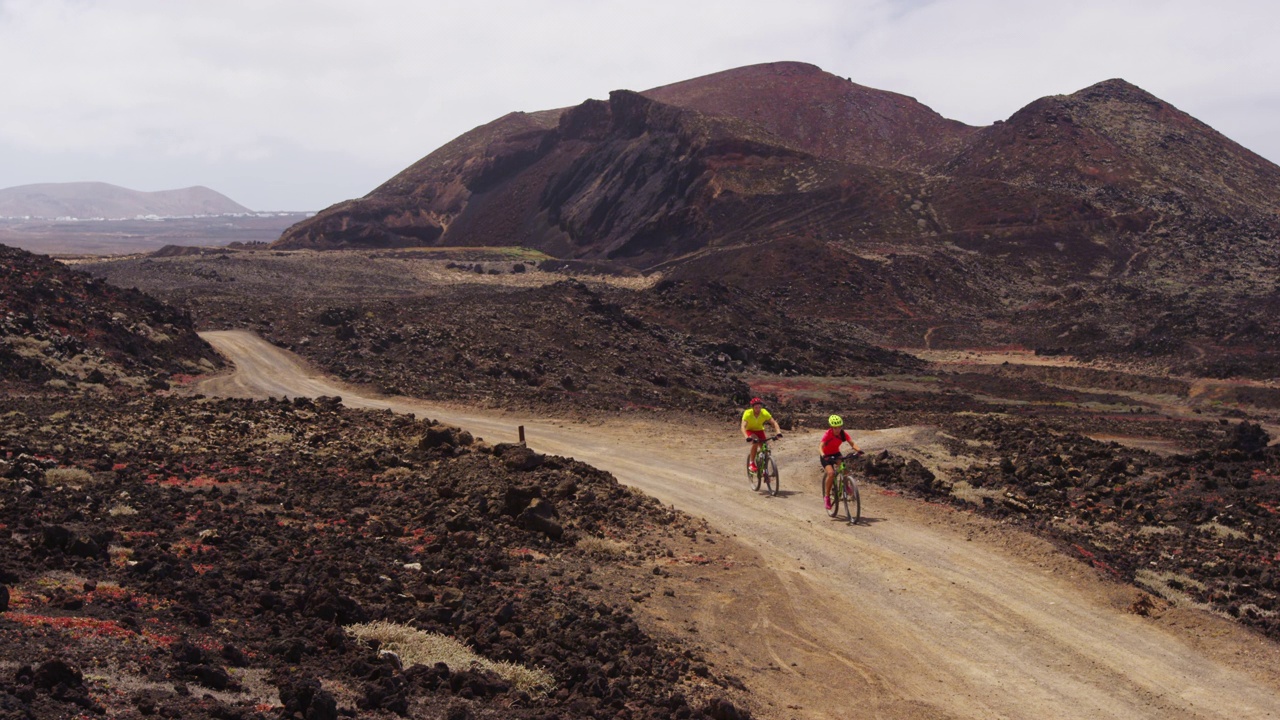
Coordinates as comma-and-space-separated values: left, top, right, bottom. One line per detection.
195, 330, 1280, 720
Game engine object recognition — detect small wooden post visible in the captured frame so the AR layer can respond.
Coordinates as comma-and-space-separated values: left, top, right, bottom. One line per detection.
518, 425, 526, 446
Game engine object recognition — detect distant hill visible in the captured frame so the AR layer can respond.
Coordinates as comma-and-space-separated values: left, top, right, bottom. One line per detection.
0, 182, 251, 219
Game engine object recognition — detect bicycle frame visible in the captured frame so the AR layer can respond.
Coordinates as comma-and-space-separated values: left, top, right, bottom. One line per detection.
747, 435, 781, 496
826, 454, 861, 524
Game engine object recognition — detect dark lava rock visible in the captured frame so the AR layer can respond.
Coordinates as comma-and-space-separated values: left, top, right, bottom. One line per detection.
1222, 421, 1270, 455
221, 644, 250, 668
497, 444, 545, 472
704, 697, 754, 720
517, 498, 563, 540
20, 659, 101, 712
30, 661, 80, 693
419, 426, 458, 451
279, 676, 338, 720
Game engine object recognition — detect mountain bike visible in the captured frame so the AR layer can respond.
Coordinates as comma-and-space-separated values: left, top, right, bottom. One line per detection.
825, 451, 863, 523
746, 434, 782, 496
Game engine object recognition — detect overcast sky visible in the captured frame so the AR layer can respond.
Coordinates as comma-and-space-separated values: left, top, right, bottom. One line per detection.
2, 0, 1277, 212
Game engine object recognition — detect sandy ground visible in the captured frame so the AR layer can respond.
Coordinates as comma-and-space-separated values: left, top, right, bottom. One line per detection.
194, 330, 1280, 720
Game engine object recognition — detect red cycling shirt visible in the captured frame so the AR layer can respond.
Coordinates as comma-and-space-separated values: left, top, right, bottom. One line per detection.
821, 428, 851, 455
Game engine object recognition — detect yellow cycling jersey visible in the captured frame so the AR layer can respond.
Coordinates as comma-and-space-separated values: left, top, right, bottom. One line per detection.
742, 407, 773, 431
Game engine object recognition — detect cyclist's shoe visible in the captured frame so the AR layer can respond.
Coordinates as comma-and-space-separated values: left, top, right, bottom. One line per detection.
824, 496, 832, 511
749, 462, 758, 473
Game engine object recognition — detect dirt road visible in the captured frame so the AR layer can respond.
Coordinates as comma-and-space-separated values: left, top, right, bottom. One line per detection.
196, 330, 1280, 720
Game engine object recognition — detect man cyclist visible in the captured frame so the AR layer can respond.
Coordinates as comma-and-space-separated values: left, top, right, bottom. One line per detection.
741, 397, 782, 473
821, 415, 863, 510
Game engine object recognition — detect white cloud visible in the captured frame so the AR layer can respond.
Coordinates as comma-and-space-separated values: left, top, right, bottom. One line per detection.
1, 0, 1277, 210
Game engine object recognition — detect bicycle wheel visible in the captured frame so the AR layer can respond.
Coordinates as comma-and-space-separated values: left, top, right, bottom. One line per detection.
765, 457, 780, 496
826, 475, 842, 518
748, 458, 761, 491
845, 473, 861, 524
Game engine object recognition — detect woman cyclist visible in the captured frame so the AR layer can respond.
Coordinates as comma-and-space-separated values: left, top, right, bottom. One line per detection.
741, 397, 782, 473
820, 415, 863, 510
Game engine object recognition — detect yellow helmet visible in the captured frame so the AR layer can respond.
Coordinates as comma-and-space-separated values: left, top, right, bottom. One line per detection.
828, 415, 843, 428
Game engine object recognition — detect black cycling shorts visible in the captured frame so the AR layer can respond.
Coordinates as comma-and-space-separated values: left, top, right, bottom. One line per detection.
820, 453, 843, 468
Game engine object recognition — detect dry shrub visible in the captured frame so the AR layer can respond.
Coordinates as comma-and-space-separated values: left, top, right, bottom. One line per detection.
108, 504, 138, 517
1135, 569, 1210, 611
1136, 525, 1182, 537
1197, 522, 1249, 540
43, 467, 93, 486
951, 481, 1003, 508
84, 665, 278, 710
576, 535, 629, 557
347, 621, 554, 694
4, 335, 50, 358
108, 545, 134, 566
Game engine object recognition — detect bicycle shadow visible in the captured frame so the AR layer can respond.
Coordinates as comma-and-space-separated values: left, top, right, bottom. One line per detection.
757, 489, 802, 499
831, 515, 887, 526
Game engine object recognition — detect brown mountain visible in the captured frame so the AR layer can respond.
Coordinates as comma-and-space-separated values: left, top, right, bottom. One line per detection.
274, 62, 1280, 376
641, 61, 977, 170
274, 62, 964, 262
944, 79, 1280, 217
0, 182, 251, 219
274, 62, 1279, 262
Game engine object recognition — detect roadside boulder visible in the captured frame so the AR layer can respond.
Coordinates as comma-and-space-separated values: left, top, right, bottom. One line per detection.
704, 697, 753, 720
496, 444, 544, 471
517, 498, 563, 540
503, 485, 542, 516
279, 676, 338, 720
419, 426, 461, 452
904, 459, 944, 494
22, 659, 101, 712
1222, 421, 1270, 455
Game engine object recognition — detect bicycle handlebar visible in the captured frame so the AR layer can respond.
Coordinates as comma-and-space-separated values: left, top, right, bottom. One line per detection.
744, 434, 783, 443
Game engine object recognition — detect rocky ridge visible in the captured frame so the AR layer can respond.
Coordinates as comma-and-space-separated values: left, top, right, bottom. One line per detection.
0, 244, 222, 392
